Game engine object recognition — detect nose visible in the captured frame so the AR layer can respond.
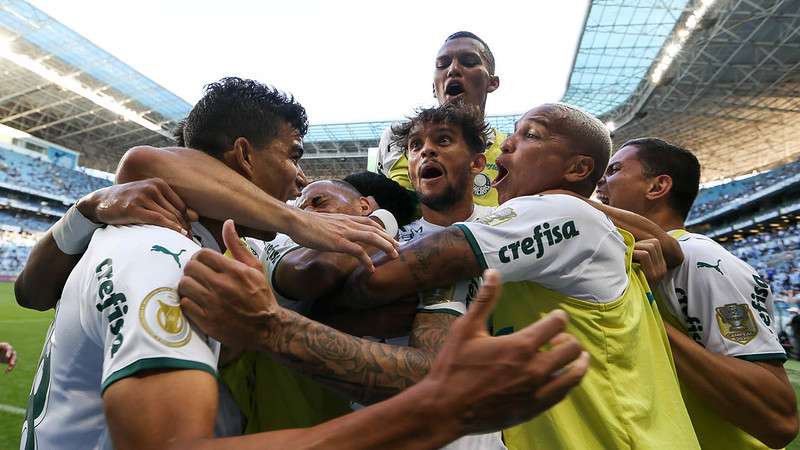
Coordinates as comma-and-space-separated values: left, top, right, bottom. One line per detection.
500, 135, 514, 153
421, 139, 438, 158
446, 58, 462, 77
597, 175, 607, 188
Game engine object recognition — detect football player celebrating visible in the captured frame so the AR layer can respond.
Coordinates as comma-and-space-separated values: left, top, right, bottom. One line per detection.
596, 138, 799, 449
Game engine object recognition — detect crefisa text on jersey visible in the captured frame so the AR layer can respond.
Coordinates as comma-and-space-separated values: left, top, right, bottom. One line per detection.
499, 221, 580, 263
95, 258, 128, 357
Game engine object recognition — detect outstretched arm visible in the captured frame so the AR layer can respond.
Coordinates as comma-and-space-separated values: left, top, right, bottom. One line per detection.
117, 146, 397, 270
666, 324, 798, 448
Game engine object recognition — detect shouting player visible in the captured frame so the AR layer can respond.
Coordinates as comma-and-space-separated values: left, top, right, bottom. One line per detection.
378, 31, 504, 207
596, 137, 799, 448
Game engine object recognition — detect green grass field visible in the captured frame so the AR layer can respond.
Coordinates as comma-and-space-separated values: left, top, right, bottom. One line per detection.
2, 281, 800, 449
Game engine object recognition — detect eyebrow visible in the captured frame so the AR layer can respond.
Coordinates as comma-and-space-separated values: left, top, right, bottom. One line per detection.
514, 116, 550, 131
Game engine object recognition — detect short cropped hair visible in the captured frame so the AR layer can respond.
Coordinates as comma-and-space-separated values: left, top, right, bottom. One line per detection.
391, 103, 489, 155
445, 31, 496, 75
173, 119, 186, 147
183, 77, 308, 159
343, 172, 419, 227
622, 137, 701, 219
543, 103, 612, 189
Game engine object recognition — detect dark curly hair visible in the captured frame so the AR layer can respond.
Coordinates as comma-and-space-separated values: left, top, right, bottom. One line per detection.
343, 172, 419, 227
391, 103, 489, 155
183, 77, 308, 159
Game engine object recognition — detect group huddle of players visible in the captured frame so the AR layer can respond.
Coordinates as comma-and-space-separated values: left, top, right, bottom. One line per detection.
13, 31, 800, 449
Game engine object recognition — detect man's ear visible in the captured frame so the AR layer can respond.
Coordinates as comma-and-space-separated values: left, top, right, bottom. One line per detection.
224, 137, 255, 180
471, 153, 487, 175
646, 174, 673, 201
487, 75, 500, 94
564, 155, 594, 184
359, 196, 375, 216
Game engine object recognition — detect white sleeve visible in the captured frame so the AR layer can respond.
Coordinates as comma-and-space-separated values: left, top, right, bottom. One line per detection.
416, 277, 482, 316
376, 124, 404, 177
454, 194, 628, 302
258, 234, 310, 312
97, 226, 219, 393
678, 238, 786, 361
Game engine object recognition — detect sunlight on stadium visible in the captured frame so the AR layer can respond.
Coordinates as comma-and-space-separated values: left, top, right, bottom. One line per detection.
1, 0, 800, 449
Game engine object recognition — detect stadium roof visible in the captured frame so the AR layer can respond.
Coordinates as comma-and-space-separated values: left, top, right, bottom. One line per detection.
0, 0, 189, 171
586, 0, 800, 182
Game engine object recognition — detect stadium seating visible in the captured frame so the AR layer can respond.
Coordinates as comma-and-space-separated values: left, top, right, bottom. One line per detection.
0, 147, 111, 200
689, 159, 800, 221
723, 222, 800, 302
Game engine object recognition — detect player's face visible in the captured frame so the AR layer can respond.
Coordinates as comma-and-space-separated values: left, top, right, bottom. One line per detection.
406, 122, 480, 211
596, 145, 651, 214
250, 122, 304, 203
494, 106, 576, 204
297, 181, 367, 216
433, 38, 498, 109
289, 165, 309, 201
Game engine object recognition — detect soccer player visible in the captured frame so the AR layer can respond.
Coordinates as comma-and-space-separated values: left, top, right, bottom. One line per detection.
378, 31, 504, 207
179, 103, 701, 449
595, 138, 799, 449
17, 78, 588, 450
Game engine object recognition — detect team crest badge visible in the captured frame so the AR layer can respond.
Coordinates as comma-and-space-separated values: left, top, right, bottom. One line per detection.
715, 303, 758, 345
139, 287, 192, 347
476, 207, 517, 226
473, 173, 491, 197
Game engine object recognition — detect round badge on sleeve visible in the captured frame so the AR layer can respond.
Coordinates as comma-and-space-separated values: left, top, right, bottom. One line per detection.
139, 287, 192, 347
473, 173, 491, 196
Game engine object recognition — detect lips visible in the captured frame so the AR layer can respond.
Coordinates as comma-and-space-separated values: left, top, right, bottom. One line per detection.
419, 161, 445, 180
492, 162, 509, 187
444, 80, 465, 97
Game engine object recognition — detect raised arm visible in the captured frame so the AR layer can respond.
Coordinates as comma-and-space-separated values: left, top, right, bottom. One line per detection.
118, 146, 397, 270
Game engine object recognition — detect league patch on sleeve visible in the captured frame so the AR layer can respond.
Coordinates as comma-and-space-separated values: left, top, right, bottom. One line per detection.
139, 287, 192, 348
715, 303, 758, 345
474, 207, 517, 226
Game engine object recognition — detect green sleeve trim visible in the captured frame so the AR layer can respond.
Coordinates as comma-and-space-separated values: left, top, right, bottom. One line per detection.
454, 224, 488, 271
102, 357, 217, 394
415, 308, 464, 317
735, 353, 788, 363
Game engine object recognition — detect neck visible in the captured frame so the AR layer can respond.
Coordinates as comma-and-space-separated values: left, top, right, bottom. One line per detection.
421, 192, 475, 227
647, 207, 685, 232
198, 217, 227, 252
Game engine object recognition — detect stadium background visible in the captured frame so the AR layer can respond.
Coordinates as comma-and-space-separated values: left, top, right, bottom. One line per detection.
0, 0, 799, 447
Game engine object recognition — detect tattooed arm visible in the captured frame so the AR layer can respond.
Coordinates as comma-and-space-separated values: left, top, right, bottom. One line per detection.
330, 226, 482, 310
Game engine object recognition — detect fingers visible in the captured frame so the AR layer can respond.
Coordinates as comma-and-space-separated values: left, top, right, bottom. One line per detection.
150, 178, 191, 229
513, 309, 570, 350
533, 351, 590, 404
137, 210, 187, 235
221, 220, 262, 269
179, 297, 209, 329
6, 349, 16, 372
345, 229, 398, 261
178, 274, 213, 308
459, 269, 502, 332
537, 333, 584, 376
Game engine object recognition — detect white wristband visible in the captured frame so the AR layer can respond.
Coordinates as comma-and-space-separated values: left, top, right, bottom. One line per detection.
369, 209, 398, 239
51, 206, 103, 255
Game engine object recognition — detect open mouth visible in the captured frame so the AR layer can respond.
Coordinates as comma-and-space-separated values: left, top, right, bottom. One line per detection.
492, 162, 509, 187
419, 162, 444, 180
444, 81, 465, 97
595, 192, 610, 205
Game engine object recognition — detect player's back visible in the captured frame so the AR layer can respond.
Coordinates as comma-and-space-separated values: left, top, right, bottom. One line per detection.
20, 224, 213, 450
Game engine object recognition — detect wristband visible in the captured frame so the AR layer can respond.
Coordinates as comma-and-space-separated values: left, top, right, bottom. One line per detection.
51, 206, 103, 255
369, 209, 398, 239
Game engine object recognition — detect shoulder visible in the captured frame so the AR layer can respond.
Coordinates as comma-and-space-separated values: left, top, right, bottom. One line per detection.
91, 225, 199, 260
496, 194, 611, 226
398, 218, 425, 244
378, 123, 401, 150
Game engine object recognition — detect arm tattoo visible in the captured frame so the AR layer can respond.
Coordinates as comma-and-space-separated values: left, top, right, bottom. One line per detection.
409, 311, 457, 354
264, 308, 438, 404
401, 227, 473, 288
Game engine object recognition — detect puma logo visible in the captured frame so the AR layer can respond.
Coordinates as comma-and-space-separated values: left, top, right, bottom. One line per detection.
150, 245, 187, 268
697, 259, 723, 275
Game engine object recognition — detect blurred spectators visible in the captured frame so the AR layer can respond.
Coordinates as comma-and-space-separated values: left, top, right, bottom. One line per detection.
0, 148, 111, 199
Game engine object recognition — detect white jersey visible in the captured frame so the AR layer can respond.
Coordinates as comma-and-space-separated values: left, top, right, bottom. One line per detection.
20, 224, 220, 450
245, 235, 312, 314
656, 231, 785, 361
399, 204, 506, 450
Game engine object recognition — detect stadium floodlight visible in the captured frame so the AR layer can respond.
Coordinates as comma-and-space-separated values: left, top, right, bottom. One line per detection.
0, 44, 163, 133
649, 0, 716, 85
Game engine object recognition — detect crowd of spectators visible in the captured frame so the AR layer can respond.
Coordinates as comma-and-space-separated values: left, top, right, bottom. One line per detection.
0, 230, 37, 276
688, 159, 800, 220
0, 147, 111, 200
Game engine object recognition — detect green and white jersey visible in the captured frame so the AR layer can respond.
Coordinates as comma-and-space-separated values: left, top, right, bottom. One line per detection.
657, 230, 785, 361
399, 204, 495, 316
246, 235, 312, 314
20, 224, 220, 450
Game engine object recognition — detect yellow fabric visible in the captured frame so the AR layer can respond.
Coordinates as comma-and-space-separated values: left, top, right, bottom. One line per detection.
493, 229, 699, 450
653, 230, 774, 450
220, 245, 352, 433
387, 129, 505, 207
